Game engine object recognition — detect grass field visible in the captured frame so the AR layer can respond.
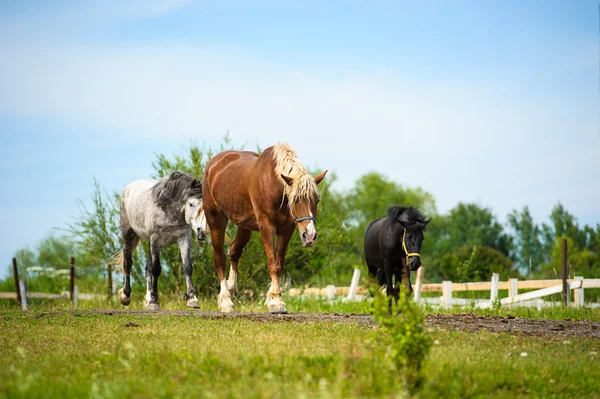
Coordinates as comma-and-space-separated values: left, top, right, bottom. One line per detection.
1, 296, 600, 398
3, 293, 600, 322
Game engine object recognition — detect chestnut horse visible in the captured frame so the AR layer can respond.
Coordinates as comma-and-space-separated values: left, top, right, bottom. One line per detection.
202, 143, 327, 313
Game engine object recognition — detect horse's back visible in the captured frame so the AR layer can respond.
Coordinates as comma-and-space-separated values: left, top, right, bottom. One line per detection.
205, 150, 259, 174
121, 179, 159, 238
203, 149, 274, 229
122, 179, 157, 208
364, 218, 383, 263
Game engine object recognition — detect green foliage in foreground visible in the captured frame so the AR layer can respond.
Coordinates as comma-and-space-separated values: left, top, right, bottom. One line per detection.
1, 310, 599, 398
371, 292, 432, 393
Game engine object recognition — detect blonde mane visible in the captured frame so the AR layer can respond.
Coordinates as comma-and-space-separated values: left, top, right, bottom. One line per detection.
272, 143, 320, 207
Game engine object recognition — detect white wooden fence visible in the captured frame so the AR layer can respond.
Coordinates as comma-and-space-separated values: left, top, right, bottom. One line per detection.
287, 268, 600, 309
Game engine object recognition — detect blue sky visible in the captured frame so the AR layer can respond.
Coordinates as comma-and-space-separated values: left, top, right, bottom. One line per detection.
1, 1, 599, 276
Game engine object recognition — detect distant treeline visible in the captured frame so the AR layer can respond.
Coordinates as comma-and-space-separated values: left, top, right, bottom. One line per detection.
6, 136, 600, 297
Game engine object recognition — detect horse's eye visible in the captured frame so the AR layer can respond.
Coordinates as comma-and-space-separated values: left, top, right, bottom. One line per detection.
189, 203, 193, 207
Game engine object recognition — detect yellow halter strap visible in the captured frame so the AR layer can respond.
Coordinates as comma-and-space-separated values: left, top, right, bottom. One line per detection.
402, 228, 421, 265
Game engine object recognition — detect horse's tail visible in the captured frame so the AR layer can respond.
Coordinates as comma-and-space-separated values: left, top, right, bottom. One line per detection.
109, 237, 141, 274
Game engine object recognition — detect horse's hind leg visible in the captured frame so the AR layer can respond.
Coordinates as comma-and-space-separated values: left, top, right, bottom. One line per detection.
227, 227, 252, 296
179, 234, 199, 308
118, 226, 139, 306
144, 238, 161, 311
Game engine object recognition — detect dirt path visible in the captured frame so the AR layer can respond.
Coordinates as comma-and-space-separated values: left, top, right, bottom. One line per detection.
75, 309, 600, 339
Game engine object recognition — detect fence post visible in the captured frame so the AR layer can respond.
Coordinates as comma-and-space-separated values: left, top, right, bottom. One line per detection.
19, 280, 28, 311
414, 266, 424, 303
562, 239, 569, 305
347, 268, 361, 301
12, 258, 22, 308
508, 278, 518, 301
69, 257, 75, 301
573, 276, 584, 308
74, 285, 79, 309
326, 285, 335, 301
442, 281, 452, 309
490, 273, 499, 304
107, 264, 113, 301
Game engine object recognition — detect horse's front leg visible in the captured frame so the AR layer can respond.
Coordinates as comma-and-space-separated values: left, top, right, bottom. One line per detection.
179, 234, 199, 308
144, 238, 161, 311
400, 256, 413, 297
259, 221, 288, 314
383, 257, 395, 315
207, 212, 234, 313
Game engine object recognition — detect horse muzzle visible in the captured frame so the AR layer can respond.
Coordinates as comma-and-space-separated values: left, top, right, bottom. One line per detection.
197, 229, 207, 241
301, 231, 317, 248
409, 257, 421, 271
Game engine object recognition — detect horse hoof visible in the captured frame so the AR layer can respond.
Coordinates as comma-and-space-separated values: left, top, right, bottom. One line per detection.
146, 302, 160, 311
218, 295, 235, 313
220, 304, 235, 313
118, 289, 131, 306
267, 298, 288, 314
186, 297, 200, 308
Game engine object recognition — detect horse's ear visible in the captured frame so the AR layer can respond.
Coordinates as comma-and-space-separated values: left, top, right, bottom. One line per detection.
314, 170, 328, 185
281, 174, 294, 186
416, 218, 431, 230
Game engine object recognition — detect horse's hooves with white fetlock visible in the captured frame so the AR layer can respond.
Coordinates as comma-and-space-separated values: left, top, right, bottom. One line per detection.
118, 289, 131, 306
218, 295, 235, 313
145, 302, 160, 311
267, 298, 288, 314
186, 297, 200, 308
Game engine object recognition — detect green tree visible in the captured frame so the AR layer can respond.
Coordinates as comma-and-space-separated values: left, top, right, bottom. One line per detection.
542, 236, 600, 279
438, 245, 516, 282
9, 233, 81, 293
346, 172, 437, 229
507, 206, 544, 274
541, 203, 586, 254
66, 178, 123, 280
435, 202, 512, 256
424, 203, 512, 282
538, 204, 600, 291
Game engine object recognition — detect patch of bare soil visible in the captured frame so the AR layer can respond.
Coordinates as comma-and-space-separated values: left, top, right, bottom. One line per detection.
63, 310, 600, 339
425, 313, 600, 339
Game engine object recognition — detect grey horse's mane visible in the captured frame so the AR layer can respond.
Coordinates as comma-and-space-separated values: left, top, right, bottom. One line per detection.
151, 172, 202, 210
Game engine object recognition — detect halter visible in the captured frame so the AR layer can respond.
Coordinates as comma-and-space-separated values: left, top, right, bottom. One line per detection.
402, 228, 421, 265
290, 207, 316, 224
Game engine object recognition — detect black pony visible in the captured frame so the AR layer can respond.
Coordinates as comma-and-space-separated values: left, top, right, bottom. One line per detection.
364, 206, 430, 301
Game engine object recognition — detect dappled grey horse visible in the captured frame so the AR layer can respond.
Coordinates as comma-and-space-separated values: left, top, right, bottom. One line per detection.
112, 172, 208, 310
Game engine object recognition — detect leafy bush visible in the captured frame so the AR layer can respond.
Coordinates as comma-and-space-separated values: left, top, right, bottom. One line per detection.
438, 245, 516, 282
371, 290, 432, 394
